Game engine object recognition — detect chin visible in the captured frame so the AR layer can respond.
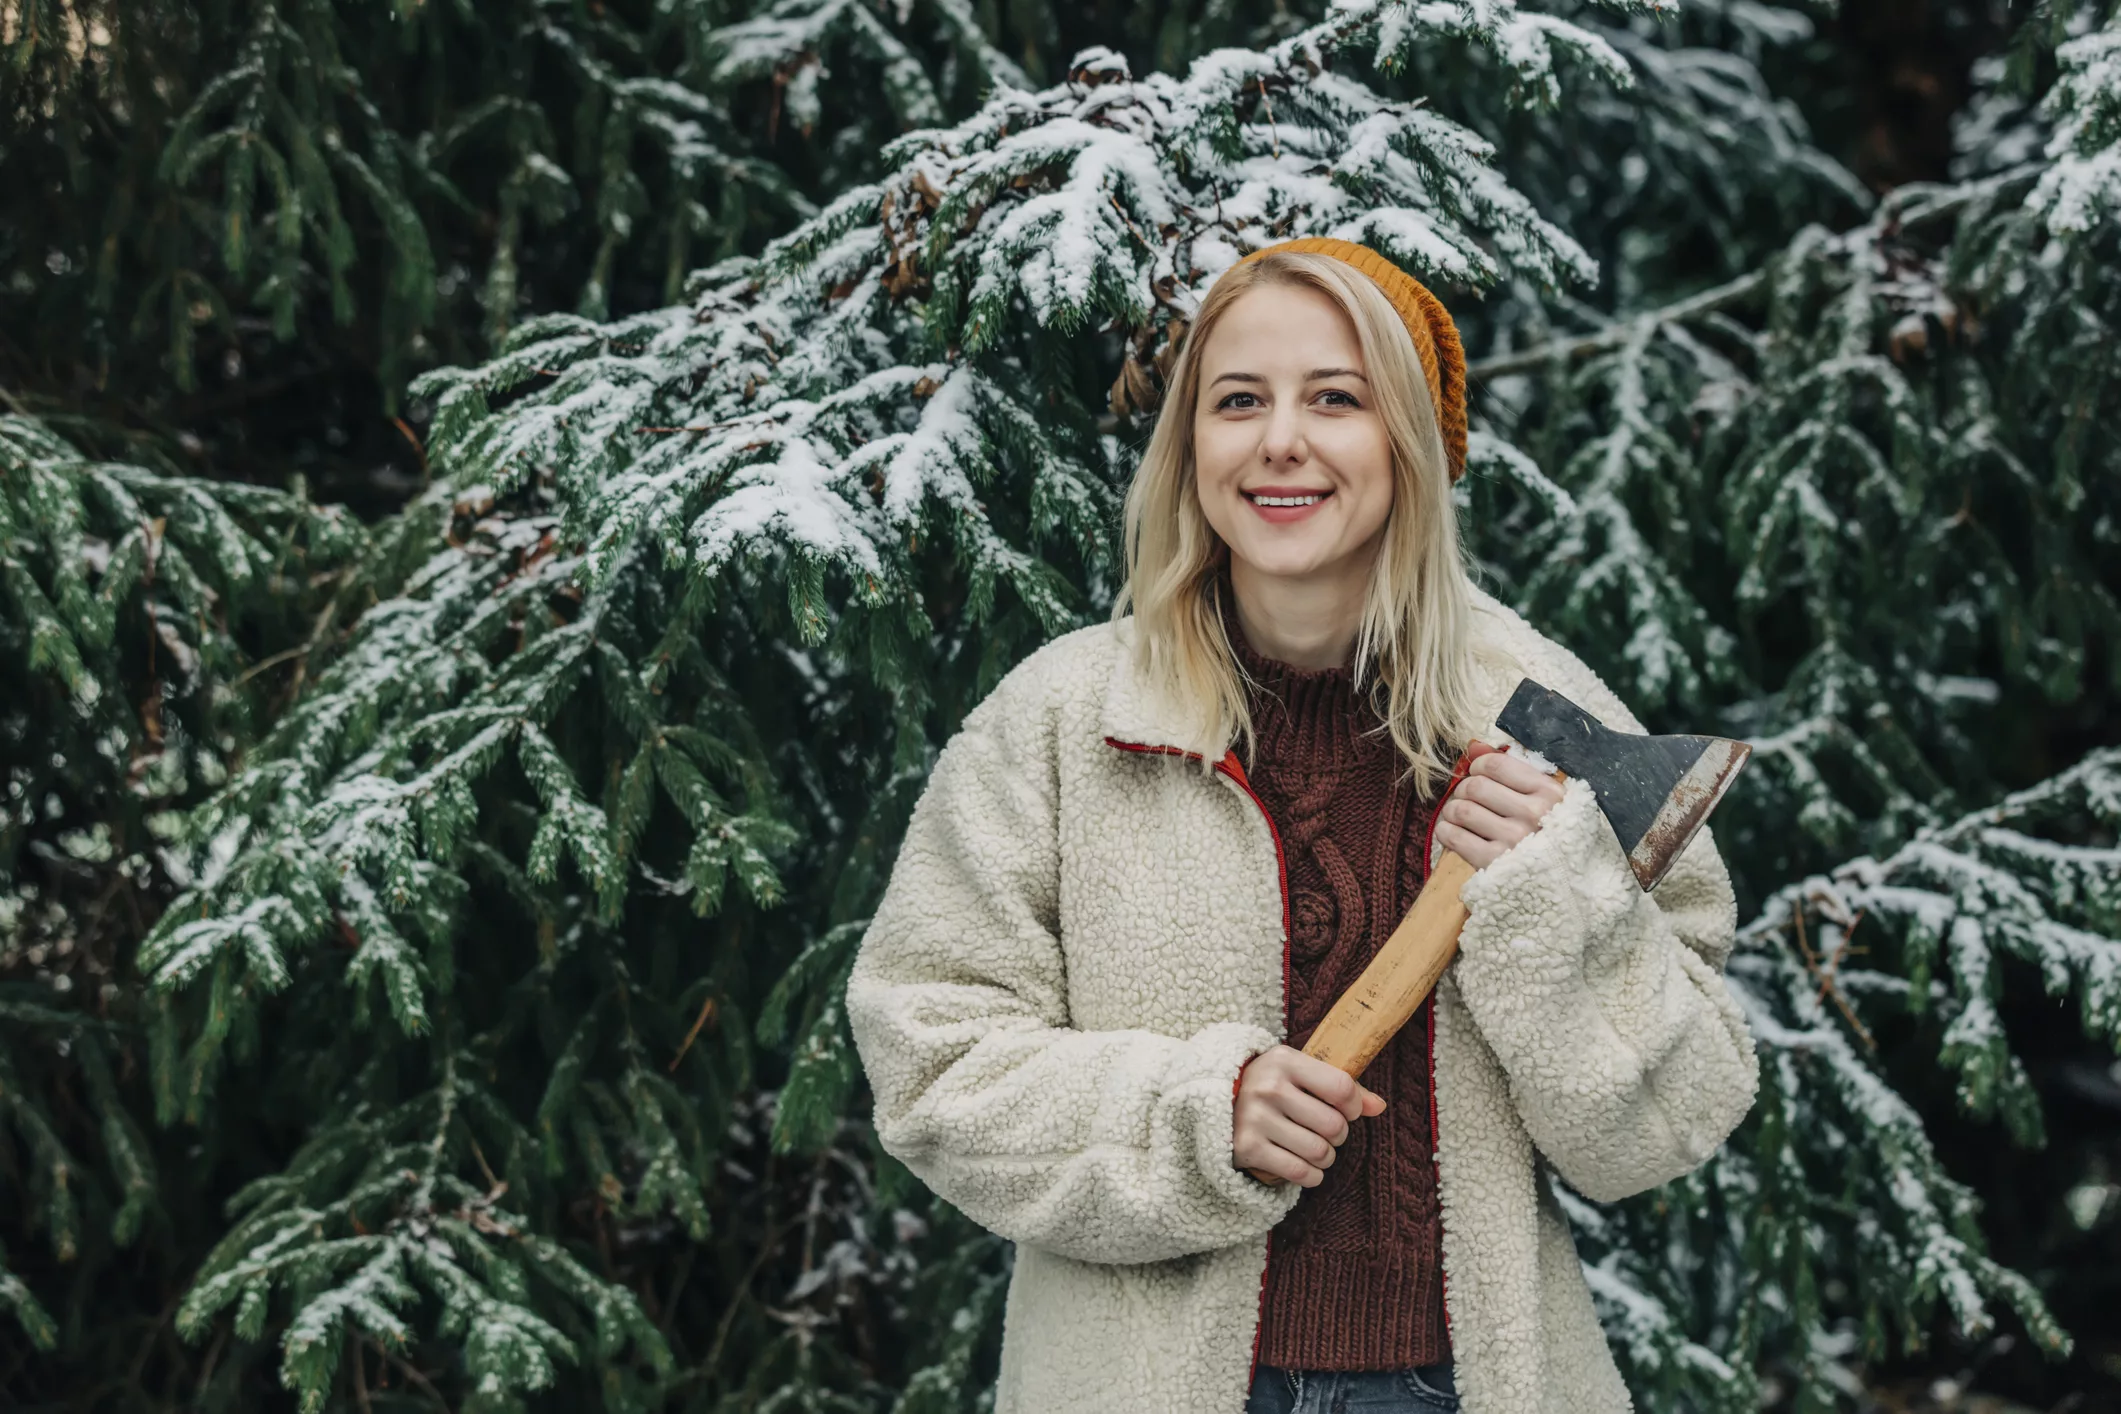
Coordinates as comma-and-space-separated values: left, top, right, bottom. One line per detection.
1227, 539, 1340, 581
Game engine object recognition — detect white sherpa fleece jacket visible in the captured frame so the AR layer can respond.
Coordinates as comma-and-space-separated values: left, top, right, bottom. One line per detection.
845, 588, 1759, 1414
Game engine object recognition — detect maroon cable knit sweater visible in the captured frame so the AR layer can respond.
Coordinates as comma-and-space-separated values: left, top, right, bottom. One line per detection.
1227, 605, 1453, 1371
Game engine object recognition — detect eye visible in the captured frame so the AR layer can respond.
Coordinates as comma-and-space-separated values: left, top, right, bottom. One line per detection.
1215, 391, 1262, 410
1316, 388, 1362, 408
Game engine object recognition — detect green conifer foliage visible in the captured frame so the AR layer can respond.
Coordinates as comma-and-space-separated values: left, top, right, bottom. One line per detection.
1572, 746, 2121, 1410
1459, 9, 2121, 1400
5, 0, 1012, 504
115, 2, 1657, 1404
3, 0, 2118, 1409
0, 412, 357, 1361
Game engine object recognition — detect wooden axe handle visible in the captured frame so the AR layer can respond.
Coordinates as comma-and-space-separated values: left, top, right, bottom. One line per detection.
1241, 851, 1474, 1186
1240, 755, 1564, 1187
1301, 848, 1477, 1077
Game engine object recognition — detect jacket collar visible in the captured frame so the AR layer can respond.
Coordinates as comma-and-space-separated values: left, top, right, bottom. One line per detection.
1097, 617, 1224, 759
1099, 600, 1526, 759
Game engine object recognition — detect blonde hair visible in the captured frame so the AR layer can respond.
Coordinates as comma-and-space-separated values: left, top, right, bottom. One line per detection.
1112, 251, 1489, 794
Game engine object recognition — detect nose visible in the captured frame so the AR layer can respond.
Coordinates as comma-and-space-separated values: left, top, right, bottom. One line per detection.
1257, 398, 1307, 466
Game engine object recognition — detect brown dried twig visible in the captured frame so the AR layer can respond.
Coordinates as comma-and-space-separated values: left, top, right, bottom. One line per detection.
1792, 901, 1875, 1051
669, 992, 718, 1072
1256, 77, 1280, 159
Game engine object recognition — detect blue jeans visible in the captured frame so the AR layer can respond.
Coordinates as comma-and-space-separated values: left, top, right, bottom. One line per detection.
1245, 1362, 1459, 1413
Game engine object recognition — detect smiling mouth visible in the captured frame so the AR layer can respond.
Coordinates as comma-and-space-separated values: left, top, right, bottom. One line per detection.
1243, 490, 1331, 507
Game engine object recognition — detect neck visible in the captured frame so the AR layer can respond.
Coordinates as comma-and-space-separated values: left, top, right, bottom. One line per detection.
1227, 557, 1369, 670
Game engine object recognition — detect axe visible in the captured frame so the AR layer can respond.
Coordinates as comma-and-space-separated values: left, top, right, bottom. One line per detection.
1245, 678, 1751, 1185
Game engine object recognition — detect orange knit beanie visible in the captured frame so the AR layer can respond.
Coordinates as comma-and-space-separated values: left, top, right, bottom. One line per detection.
1232, 237, 1469, 483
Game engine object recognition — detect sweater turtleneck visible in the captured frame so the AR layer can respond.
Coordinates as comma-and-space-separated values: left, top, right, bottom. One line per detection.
1224, 605, 1374, 765
1220, 591, 1452, 1372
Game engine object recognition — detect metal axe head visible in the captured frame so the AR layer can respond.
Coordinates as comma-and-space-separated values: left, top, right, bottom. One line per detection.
1495, 678, 1751, 892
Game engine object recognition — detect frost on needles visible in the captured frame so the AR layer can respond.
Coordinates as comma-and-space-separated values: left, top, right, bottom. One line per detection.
19, 0, 2119, 1409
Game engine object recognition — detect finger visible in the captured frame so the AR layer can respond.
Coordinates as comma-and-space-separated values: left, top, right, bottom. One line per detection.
1238, 1133, 1321, 1188
1434, 819, 1500, 869
1358, 1086, 1387, 1117
1269, 1149, 1328, 1188
1284, 1055, 1364, 1117
1456, 775, 1553, 824
1467, 758, 1569, 814
1262, 1114, 1337, 1175
1442, 797, 1523, 844
1234, 1045, 1302, 1104
1469, 751, 1563, 797
1264, 1085, 1355, 1146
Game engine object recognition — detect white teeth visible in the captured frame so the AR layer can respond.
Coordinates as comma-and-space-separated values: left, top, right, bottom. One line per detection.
1251, 494, 1323, 507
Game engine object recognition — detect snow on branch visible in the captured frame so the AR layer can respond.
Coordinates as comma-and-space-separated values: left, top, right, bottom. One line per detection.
174, 1055, 668, 1413
404, 1, 1621, 678
1566, 752, 2117, 1407
2027, 10, 2121, 237
1731, 749, 2120, 1340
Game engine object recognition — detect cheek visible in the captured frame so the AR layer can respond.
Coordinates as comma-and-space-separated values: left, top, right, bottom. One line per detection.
1329, 423, 1395, 528
1191, 418, 1247, 480
1190, 422, 1242, 535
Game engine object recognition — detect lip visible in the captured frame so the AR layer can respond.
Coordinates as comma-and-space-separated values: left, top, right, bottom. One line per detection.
1242, 485, 1333, 524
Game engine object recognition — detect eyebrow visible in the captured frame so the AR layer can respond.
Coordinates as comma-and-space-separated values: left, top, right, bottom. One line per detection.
1207, 367, 1370, 387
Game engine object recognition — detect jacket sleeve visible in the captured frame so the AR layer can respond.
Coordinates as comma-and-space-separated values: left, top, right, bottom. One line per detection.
1447, 663, 1759, 1202
844, 670, 1299, 1265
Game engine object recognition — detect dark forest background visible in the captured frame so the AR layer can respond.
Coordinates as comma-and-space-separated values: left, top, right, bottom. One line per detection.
3, 0, 2116, 1410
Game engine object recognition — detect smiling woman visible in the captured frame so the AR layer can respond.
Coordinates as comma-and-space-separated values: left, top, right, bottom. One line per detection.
845, 239, 1758, 1414
1194, 288, 1398, 643
1119, 246, 1491, 795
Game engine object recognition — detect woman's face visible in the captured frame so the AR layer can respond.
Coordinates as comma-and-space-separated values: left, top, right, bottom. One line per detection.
1191, 282, 1394, 591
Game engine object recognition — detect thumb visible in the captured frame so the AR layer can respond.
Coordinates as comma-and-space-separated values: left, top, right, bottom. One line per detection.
1359, 1086, 1387, 1117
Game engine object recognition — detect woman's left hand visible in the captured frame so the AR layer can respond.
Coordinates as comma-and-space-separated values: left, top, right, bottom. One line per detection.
1431, 744, 1566, 870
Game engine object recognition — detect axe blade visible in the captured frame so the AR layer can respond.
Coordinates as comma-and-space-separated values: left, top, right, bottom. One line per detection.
1495, 678, 1752, 892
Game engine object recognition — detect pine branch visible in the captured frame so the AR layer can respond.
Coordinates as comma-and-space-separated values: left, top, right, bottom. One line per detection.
1469, 161, 2045, 381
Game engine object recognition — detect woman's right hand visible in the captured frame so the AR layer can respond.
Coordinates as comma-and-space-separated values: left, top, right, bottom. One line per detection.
1232, 1045, 1386, 1187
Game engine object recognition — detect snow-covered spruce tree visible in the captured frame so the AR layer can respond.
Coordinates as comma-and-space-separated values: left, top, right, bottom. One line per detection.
119, 2, 1639, 1407
2, 0, 780, 508
1445, 1, 2121, 1402
0, 414, 359, 1362
1364, 0, 1875, 309
0, 0, 1030, 512
703, 0, 1030, 193
30, 3, 2120, 1414
1569, 745, 2119, 1408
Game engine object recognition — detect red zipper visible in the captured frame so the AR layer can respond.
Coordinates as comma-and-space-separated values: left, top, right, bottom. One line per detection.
1103, 736, 1291, 1390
